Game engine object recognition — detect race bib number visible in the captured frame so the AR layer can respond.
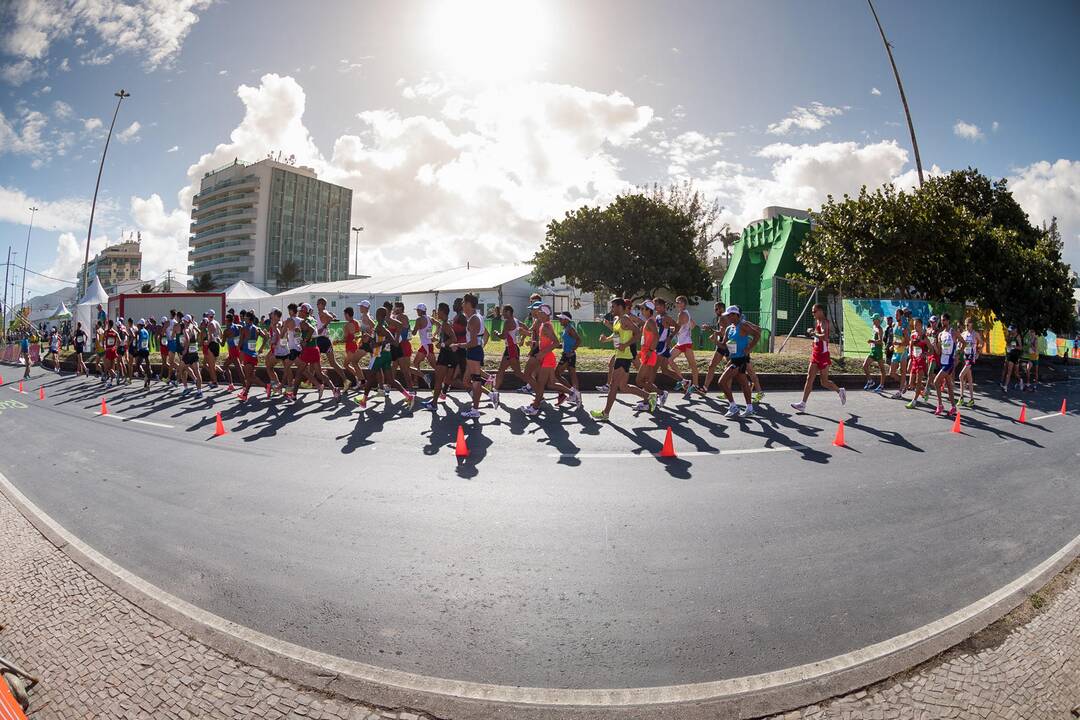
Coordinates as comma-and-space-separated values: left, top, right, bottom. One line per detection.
912, 346, 923, 358
246, 339, 257, 352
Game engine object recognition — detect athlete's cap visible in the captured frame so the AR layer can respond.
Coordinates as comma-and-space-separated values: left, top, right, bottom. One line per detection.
416, 303, 427, 312
539, 304, 552, 316
929, 315, 939, 323
182, 314, 193, 322
358, 299, 371, 308
207, 309, 215, 316
872, 313, 883, 321
724, 304, 742, 315
137, 318, 145, 325
299, 302, 312, 311
557, 312, 572, 321
159, 315, 168, 323
1008, 324, 1016, 331
528, 301, 543, 309
643, 300, 656, 311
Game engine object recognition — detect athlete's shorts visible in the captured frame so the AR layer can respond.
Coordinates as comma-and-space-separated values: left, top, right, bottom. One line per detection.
400, 341, 412, 358
137, 349, 150, 360
105, 349, 118, 361
241, 353, 257, 366
558, 352, 577, 368
730, 355, 750, 374
938, 359, 956, 374
300, 347, 320, 364
528, 344, 539, 358
810, 351, 831, 369
1026, 355, 1039, 366
345, 341, 358, 354
273, 350, 290, 361
540, 352, 557, 369
613, 358, 633, 373
713, 345, 729, 359
885, 348, 894, 363
869, 345, 883, 361
503, 344, 520, 361
74, 343, 84, 354
454, 348, 467, 369
389, 343, 403, 361
629, 343, 638, 358
168, 340, 179, 353
288, 349, 300, 361
1007, 349, 1021, 363
660, 345, 672, 359
436, 347, 457, 369
228, 345, 240, 361
370, 352, 392, 371
360, 341, 374, 354
117, 345, 127, 356
962, 356, 976, 370
674, 343, 694, 353
638, 350, 657, 367
316, 336, 333, 354
910, 357, 927, 374
416, 344, 433, 358
207, 341, 221, 357
466, 346, 484, 363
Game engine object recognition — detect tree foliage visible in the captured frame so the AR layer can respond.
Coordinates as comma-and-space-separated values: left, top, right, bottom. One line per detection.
800, 169, 1075, 332
530, 190, 713, 301
139, 282, 154, 293
275, 261, 300, 291
190, 273, 215, 292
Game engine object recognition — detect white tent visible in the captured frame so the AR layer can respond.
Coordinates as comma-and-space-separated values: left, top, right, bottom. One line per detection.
74, 276, 109, 334
49, 302, 72, 322
225, 279, 271, 304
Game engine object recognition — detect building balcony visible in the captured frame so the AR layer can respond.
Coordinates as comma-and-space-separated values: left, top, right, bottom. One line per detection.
192, 175, 258, 203
191, 222, 255, 243
188, 238, 256, 260
192, 192, 258, 214
190, 206, 257, 233
190, 254, 252, 273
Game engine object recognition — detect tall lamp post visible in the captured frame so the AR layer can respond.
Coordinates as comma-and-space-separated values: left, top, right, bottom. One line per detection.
867, 0, 924, 187
81, 89, 130, 298
20, 206, 37, 320
351, 226, 364, 276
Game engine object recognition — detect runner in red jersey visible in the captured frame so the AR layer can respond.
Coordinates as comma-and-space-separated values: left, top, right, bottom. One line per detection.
790, 303, 846, 413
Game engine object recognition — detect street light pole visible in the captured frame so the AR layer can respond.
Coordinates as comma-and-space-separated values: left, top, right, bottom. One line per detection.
351, 226, 364, 276
20, 206, 37, 317
2, 247, 10, 333
81, 89, 130, 298
867, 0, 924, 187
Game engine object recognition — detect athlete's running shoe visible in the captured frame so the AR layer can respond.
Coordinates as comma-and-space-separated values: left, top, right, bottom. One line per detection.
934, 404, 944, 416
648, 392, 657, 413
674, 379, 687, 392
357, 396, 367, 408
405, 392, 415, 410
891, 391, 904, 399
569, 388, 581, 405
596, 384, 610, 393
421, 399, 437, 411
725, 404, 741, 418
752, 391, 764, 404
906, 399, 917, 409
557, 393, 566, 405
863, 379, 874, 390
739, 404, 755, 418
948, 405, 957, 417
227, 384, 235, 392
872, 384, 884, 394
520, 384, 532, 394
634, 401, 648, 411
790, 401, 806, 413
208, 383, 218, 389
194, 390, 203, 399
521, 404, 539, 416
684, 384, 697, 396
589, 410, 608, 421
461, 408, 482, 418
490, 390, 500, 407
333, 387, 342, 401
838, 387, 847, 406
423, 373, 433, 389
658, 390, 669, 407
439, 390, 448, 402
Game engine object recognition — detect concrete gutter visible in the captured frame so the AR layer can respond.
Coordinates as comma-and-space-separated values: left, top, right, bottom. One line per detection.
2, 472, 1077, 719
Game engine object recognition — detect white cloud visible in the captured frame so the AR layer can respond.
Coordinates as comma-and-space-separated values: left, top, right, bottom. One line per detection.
41, 231, 109, 289
82, 117, 102, 131
0, 0, 212, 84
130, 194, 190, 279
116, 120, 141, 143
1008, 159, 1080, 270
0, 59, 37, 85
166, 145, 179, 153
870, 87, 882, 96
0, 109, 48, 156
992, 121, 1000, 133
52, 100, 72, 120
33, 84, 50, 95
57, 57, 70, 72
0, 185, 107, 232
953, 120, 984, 141
767, 102, 846, 135
218, 69, 228, 75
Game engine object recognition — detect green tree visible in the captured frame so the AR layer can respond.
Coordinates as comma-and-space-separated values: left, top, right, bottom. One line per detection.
190, 273, 215, 292
275, 261, 300, 291
643, 180, 724, 263
139, 282, 154, 293
530, 192, 713, 301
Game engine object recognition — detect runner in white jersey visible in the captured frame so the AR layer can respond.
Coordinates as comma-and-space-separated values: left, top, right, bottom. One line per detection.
265, 307, 291, 393
283, 303, 303, 401
958, 317, 980, 408
668, 296, 700, 394
205, 309, 223, 388
315, 297, 348, 388
931, 312, 964, 417
411, 303, 436, 387
453, 293, 487, 418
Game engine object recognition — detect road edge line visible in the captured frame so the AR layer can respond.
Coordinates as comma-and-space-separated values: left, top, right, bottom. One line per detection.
1, 471, 1077, 720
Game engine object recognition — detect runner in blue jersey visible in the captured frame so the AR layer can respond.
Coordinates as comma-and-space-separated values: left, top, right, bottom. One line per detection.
716, 306, 761, 418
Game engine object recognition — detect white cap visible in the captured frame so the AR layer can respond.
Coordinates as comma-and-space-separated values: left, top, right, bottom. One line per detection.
160, 316, 168, 323
300, 302, 312, 311
416, 303, 427, 312
724, 305, 741, 316
182, 314, 193, 322
137, 318, 145, 325
359, 299, 371, 308
207, 309, 215, 316
643, 300, 656, 311
539, 304, 552, 316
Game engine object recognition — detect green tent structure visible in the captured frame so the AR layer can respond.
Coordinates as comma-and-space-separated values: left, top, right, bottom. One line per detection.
720, 209, 812, 349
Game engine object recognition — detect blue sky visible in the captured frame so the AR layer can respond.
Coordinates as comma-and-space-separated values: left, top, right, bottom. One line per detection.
1, 0, 1078, 305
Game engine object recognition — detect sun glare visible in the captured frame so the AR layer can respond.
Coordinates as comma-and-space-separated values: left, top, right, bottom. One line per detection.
426, 0, 551, 81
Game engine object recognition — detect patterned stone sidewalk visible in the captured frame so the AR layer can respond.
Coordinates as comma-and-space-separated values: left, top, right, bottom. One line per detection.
0, 490, 1077, 719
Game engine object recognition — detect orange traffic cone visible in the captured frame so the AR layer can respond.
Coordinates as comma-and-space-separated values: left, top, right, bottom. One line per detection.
659, 426, 676, 457
100, 397, 108, 415
455, 425, 469, 458
0, 373, 4, 384
18, 380, 24, 393
832, 419, 846, 447
38, 386, 44, 400
950, 411, 962, 434
1061, 398, 1068, 415
213, 412, 228, 437
1018, 404, 1027, 423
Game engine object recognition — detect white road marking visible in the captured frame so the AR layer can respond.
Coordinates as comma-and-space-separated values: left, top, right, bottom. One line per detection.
1029, 412, 1067, 422
96, 412, 174, 428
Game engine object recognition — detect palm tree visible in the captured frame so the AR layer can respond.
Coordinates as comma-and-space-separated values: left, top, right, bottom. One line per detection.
275, 260, 301, 291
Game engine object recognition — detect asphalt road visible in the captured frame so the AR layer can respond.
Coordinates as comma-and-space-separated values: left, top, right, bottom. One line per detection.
0, 369, 1078, 690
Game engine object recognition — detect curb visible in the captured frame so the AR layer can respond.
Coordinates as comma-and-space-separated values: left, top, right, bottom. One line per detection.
3, 474, 1079, 719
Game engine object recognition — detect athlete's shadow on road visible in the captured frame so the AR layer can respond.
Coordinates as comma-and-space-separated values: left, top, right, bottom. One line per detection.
738, 412, 832, 464
838, 413, 924, 453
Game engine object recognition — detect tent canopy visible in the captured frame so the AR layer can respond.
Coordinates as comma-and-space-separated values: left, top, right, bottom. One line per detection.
74, 276, 109, 333
49, 302, 72, 319
225, 279, 271, 301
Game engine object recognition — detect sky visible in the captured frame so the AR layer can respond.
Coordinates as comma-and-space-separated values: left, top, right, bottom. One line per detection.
1, 0, 1078, 305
